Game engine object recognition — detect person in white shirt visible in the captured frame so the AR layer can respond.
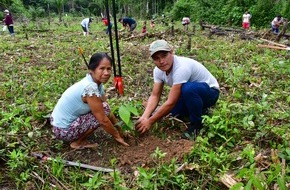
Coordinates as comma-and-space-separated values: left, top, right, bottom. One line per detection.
135, 40, 220, 139
182, 17, 190, 31
271, 15, 283, 34
51, 53, 129, 149
242, 11, 251, 30
81, 17, 93, 36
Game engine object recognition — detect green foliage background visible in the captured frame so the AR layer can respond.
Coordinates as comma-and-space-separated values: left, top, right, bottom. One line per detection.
1, 0, 289, 27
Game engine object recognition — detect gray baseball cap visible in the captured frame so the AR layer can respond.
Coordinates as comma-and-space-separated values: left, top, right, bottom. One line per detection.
149, 40, 171, 56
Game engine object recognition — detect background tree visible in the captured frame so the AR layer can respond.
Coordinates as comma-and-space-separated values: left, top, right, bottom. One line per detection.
28, 6, 45, 21
1, 0, 289, 28
47, 0, 67, 22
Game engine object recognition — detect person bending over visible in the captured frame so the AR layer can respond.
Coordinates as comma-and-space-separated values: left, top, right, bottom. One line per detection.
81, 17, 93, 36
119, 17, 137, 32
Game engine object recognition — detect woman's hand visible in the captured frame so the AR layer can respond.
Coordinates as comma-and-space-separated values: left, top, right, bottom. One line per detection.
114, 135, 129, 146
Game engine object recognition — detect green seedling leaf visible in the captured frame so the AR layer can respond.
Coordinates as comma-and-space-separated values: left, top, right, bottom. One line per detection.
119, 105, 131, 125
230, 182, 244, 190
252, 177, 264, 190
277, 176, 287, 190
125, 104, 139, 116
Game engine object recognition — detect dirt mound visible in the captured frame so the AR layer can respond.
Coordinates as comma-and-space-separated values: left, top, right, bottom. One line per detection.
60, 127, 193, 174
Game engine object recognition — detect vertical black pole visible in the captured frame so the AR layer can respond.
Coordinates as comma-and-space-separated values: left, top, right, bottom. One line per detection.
105, 0, 117, 76
112, 0, 122, 77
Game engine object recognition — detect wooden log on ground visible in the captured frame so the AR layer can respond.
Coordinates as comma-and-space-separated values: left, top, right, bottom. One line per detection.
200, 22, 243, 33
123, 31, 166, 41
257, 44, 290, 51
260, 38, 288, 48
26, 29, 52, 32
200, 21, 289, 40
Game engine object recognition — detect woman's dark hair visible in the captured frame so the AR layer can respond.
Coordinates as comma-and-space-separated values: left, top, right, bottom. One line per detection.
118, 18, 122, 22
88, 53, 112, 70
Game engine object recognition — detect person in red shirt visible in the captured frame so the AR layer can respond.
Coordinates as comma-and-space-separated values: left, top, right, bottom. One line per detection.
142, 21, 147, 33
150, 20, 155, 28
3, 9, 14, 36
102, 17, 113, 34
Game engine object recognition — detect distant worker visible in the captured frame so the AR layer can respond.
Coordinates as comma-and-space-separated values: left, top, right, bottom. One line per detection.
242, 11, 251, 30
271, 15, 283, 34
150, 20, 155, 28
118, 17, 137, 32
81, 17, 93, 36
182, 17, 190, 31
102, 17, 113, 34
3, 9, 14, 36
142, 21, 147, 33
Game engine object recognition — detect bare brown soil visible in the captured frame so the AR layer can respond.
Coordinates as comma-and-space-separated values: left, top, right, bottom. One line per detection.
47, 126, 193, 174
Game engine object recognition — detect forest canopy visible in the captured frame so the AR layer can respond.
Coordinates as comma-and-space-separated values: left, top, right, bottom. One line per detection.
1, 0, 290, 28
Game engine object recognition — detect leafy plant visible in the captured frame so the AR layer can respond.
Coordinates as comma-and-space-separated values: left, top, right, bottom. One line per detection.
81, 172, 105, 190
110, 158, 127, 189
118, 103, 139, 131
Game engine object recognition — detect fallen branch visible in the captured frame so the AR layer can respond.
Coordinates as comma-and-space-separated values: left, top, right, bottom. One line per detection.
124, 33, 147, 41
257, 44, 290, 50
32, 152, 115, 173
260, 38, 288, 48
123, 31, 166, 41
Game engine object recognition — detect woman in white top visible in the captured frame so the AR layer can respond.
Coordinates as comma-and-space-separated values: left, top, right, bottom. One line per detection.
51, 53, 129, 149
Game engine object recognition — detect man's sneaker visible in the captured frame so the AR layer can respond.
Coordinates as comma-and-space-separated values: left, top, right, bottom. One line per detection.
181, 126, 200, 140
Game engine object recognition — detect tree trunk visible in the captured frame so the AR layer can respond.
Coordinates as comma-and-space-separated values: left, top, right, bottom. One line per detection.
58, 8, 62, 22
47, 4, 51, 26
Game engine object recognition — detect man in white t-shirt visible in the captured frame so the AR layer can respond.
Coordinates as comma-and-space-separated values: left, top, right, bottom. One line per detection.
135, 40, 220, 139
271, 15, 283, 34
242, 11, 251, 30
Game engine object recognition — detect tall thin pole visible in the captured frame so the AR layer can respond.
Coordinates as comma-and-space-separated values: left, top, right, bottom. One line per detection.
105, 0, 117, 76
112, 0, 122, 77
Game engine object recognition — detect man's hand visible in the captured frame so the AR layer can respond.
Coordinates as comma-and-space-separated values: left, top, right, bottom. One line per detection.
135, 117, 152, 134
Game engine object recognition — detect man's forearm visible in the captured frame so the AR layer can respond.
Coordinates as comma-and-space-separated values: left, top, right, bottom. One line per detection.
148, 102, 174, 125
142, 96, 159, 118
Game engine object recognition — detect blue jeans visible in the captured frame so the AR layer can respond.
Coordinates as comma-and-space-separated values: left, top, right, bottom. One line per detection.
170, 82, 219, 126
8, 25, 14, 35
106, 23, 113, 34
271, 25, 279, 34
